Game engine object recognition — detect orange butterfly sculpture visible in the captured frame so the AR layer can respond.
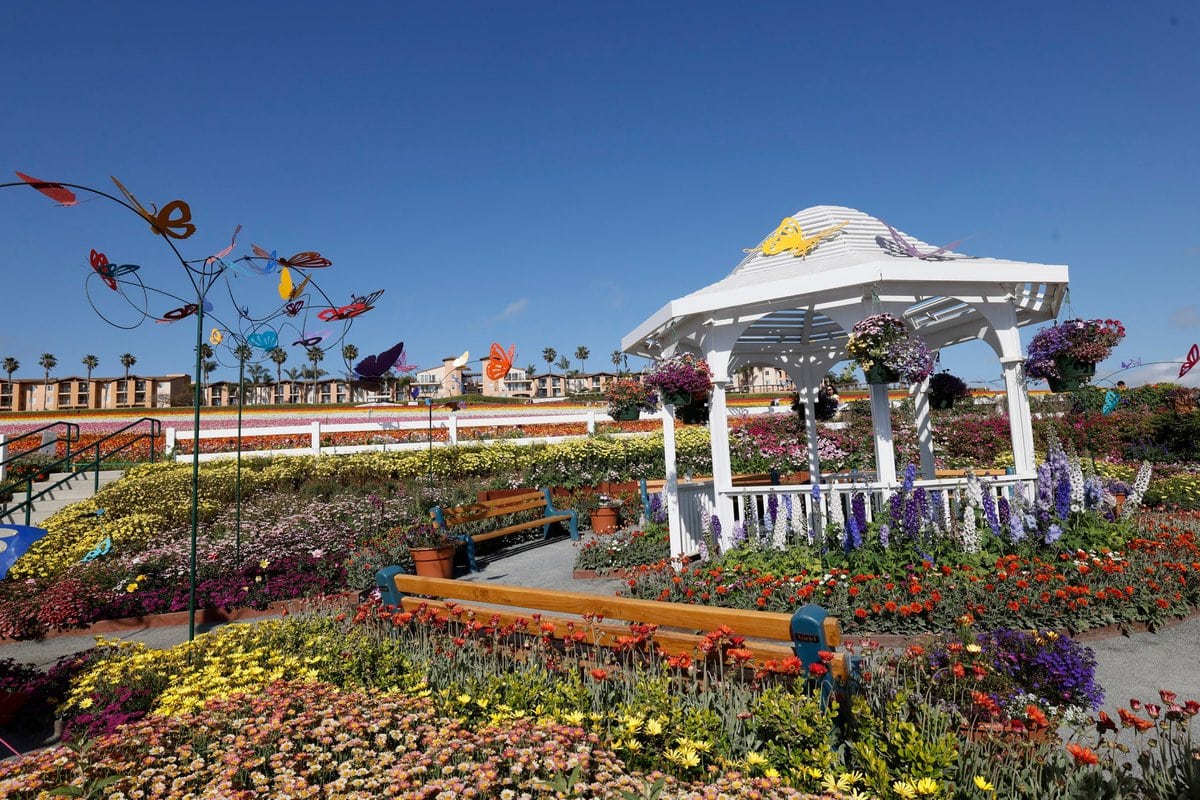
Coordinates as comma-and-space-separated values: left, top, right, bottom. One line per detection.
486, 343, 516, 380
252, 244, 332, 270
110, 176, 196, 239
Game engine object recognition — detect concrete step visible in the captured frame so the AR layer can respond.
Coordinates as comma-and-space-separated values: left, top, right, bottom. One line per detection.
2, 469, 125, 527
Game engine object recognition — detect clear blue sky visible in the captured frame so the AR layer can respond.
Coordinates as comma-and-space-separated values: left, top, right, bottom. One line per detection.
2, 2, 1197, 390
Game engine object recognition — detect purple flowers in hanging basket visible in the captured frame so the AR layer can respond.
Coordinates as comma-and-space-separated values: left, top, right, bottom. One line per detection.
846, 313, 934, 383
643, 353, 713, 396
1025, 318, 1125, 380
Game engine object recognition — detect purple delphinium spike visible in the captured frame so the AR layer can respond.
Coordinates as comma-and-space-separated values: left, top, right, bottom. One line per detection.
1036, 463, 1054, 527
847, 511, 862, 550
914, 486, 929, 525
711, 514, 722, 541
904, 489, 923, 539
997, 496, 1011, 537
1009, 505, 1026, 543
889, 492, 904, 529
733, 520, 745, 546
852, 492, 868, 535
1055, 476, 1072, 520
767, 493, 779, 531
879, 523, 890, 549
1045, 522, 1063, 545
982, 489, 1001, 538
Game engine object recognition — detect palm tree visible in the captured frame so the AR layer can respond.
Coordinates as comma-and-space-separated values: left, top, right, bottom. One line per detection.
119, 353, 136, 406
233, 344, 254, 403
542, 347, 557, 378
247, 363, 271, 404
525, 363, 538, 378
306, 346, 325, 403
574, 346, 590, 375
341, 343, 359, 402
3, 357, 19, 385
269, 347, 288, 383
611, 350, 623, 376
284, 366, 304, 402
81, 354, 98, 382
38, 353, 57, 410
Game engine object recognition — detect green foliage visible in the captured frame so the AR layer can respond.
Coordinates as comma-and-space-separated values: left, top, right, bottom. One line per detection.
574, 523, 671, 572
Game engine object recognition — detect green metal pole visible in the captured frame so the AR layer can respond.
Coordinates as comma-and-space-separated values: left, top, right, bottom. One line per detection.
235, 356, 244, 566
188, 302, 205, 641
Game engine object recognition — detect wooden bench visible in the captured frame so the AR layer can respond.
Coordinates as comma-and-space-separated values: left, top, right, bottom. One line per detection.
429, 488, 578, 572
379, 574, 849, 678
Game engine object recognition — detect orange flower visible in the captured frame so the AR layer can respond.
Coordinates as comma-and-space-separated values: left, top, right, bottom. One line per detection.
1066, 743, 1100, 766
590, 668, 609, 681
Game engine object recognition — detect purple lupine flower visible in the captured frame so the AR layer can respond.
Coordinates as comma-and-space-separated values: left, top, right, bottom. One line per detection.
1054, 476, 1071, 519
1083, 476, 1103, 510
879, 523, 890, 549
997, 496, 1011, 532
733, 520, 745, 545
1045, 523, 1062, 545
852, 492, 868, 534
982, 490, 1001, 538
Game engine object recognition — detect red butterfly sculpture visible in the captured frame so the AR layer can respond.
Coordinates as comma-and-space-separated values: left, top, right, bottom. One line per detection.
1180, 344, 1200, 378
485, 343, 516, 380
251, 244, 332, 270
15, 171, 77, 206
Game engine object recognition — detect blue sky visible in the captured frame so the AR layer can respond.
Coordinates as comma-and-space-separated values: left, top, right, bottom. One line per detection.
2, 2, 1197, 390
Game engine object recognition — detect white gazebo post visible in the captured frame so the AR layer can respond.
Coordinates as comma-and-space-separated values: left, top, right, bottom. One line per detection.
702, 326, 739, 550
659, 402, 685, 561
979, 300, 1038, 480
911, 372, 936, 480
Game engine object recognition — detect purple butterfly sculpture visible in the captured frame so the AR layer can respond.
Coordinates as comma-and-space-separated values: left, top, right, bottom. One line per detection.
881, 221, 966, 260
355, 341, 406, 379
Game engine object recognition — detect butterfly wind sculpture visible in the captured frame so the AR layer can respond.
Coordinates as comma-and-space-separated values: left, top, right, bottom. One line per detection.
1179, 344, 1199, 378
3, 170, 381, 640
879, 220, 966, 260
747, 217, 849, 258
485, 342, 516, 380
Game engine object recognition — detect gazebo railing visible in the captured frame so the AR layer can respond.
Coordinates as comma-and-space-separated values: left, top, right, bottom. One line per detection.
670, 473, 1036, 556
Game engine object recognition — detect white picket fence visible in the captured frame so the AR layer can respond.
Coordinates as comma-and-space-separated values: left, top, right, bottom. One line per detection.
165, 407, 794, 462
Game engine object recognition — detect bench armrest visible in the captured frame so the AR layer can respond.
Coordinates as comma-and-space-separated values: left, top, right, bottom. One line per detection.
541, 487, 578, 540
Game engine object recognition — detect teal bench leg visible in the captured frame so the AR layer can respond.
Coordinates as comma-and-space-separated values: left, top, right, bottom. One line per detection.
376, 565, 407, 607
541, 488, 578, 540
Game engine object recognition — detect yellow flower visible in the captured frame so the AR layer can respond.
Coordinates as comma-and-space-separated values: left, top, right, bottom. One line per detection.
745, 752, 768, 766
893, 781, 918, 800
260, 559, 270, 569
965, 644, 981, 654
974, 776, 995, 792
562, 711, 585, 726
125, 582, 138, 593
645, 718, 664, 736
915, 777, 940, 795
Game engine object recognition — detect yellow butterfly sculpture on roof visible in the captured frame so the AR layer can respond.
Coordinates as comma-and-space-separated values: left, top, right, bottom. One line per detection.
747, 218, 849, 258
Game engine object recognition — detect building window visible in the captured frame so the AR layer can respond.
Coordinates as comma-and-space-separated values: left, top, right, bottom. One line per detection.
134, 380, 147, 404
0, 383, 12, 409
58, 384, 73, 407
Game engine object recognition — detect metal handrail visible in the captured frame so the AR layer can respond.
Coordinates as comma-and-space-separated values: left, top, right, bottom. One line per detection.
0, 421, 81, 472
0, 417, 160, 526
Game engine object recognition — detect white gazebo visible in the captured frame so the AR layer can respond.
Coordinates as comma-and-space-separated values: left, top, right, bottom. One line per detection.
621, 205, 1069, 555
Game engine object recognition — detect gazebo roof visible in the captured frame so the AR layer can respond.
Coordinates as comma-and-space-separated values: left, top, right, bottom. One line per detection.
622, 205, 1069, 364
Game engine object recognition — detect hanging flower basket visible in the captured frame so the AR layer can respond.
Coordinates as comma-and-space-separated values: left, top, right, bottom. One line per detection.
1025, 318, 1124, 389
929, 394, 956, 409
1046, 356, 1097, 393
864, 363, 901, 385
928, 370, 970, 408
611, 405, 641, 421
846, 313, 933, 386
643, 354, 713, 402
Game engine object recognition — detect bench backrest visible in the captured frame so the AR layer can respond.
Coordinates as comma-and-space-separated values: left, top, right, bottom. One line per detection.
431, 490, 547, 528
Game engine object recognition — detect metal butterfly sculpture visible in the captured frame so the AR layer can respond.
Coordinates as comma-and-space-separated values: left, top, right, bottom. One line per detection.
354, 341, 406, 379
89, 249, 139, 291
1102, 390, 1120, 415
15, 171, 77, 206
1179, 344, 1199, 379
485, 343, 516, 380
747, 218, 848, 258
278, 267, 312, 301
880, 220, 965, 260
251, 244, 333, 272
111, 175, 196, 239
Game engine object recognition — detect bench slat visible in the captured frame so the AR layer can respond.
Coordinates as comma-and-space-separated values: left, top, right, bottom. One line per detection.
440, 495, 548, 526
394, 575, 794, 641
399, 597, 795, 664
470, 515, 572, 544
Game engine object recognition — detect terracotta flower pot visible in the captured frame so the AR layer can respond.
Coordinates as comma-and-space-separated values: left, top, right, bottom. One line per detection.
410, 545, 456, 579
590, 506, 620, 534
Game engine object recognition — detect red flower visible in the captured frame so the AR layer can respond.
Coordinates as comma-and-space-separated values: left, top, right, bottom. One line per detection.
1096, 711, 1118, 733
1066, 743, 1100, 766
590, 668, 609, 681
807, 662, 828, 677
